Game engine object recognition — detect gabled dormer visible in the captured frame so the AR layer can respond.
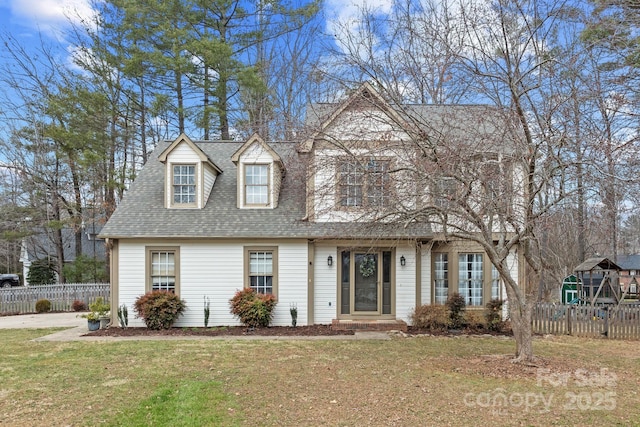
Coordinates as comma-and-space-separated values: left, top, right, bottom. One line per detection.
231, 133, 284, 209
158, 133, 223, 209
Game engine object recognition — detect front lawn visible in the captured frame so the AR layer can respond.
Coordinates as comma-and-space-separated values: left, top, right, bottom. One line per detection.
0, 330, 637, 426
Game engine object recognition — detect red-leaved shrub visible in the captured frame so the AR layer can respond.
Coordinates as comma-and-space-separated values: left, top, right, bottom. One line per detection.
133, 291, 186, 330
229, 288, 277, 328
72, 300, 87, 312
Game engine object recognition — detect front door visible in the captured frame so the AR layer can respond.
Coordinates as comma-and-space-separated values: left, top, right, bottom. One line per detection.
355, 253, 378, 312
340, 249, 393, 317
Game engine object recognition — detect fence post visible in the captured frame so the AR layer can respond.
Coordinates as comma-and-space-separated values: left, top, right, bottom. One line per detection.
567, 305, 572, 336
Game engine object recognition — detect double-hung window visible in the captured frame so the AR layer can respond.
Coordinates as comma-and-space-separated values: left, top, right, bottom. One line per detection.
147, 247, 180, 294
245, 164, 269, 205
458, 253, 483, 306
367, 159, 390, 206
339, 161, 364, 206
434, 177, 458, 208
246, 247, 278, 295
434, 253, 449, 304
173, 164, 196, 205
491, 264, 501, 300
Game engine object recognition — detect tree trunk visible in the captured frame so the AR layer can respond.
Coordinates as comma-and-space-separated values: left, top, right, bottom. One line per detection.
504, 279, 535, 364
510, 301, 534, 363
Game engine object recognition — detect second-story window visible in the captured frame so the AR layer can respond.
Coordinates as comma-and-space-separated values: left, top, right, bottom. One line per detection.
173, 164, 196, 205
434, 177, 458, 208
339, 158, 390, 208
245, 164, 269, 205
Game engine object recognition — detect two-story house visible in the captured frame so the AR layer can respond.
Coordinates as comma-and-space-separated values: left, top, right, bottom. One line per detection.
99, 83, 522, 328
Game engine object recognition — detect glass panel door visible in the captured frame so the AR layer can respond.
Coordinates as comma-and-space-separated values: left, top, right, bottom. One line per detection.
354, 253, 378, 312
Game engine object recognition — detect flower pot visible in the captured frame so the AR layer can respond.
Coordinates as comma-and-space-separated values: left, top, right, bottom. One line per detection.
100, 317, 110, 329
87, 319, 100, 331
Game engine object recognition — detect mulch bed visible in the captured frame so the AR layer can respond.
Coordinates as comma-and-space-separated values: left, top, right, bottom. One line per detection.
84, 325, 512, 338
84, 324, 356, 337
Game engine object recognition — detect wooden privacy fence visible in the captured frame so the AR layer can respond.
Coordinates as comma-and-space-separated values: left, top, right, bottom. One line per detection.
533, 302, 640, 340
0, 284, 110, 315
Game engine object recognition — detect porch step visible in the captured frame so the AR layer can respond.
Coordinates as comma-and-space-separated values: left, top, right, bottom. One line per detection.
331, 319, 408, 332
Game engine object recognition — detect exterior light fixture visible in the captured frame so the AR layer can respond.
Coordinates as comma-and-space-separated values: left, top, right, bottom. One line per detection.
400, 256, 406, 266
328, 255, 333, 266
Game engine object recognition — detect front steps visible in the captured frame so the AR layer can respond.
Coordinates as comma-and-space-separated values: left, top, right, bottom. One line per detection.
331, 319, 408, 332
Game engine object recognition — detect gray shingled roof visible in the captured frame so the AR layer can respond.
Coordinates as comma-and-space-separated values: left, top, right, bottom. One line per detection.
99, 140, 432, 240
305, 102, 518, 155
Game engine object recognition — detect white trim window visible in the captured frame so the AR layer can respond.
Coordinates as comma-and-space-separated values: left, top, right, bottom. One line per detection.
459, 253, 483, 306
245, 165, 269, 205
173, 164, 196, 204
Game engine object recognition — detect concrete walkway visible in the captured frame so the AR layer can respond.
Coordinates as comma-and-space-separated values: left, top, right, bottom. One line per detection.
0, 312, 84, 329
0, 312, 391, 342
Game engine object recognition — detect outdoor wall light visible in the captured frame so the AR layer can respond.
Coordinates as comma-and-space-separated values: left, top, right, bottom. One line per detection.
328, 255, 333, 266
400, 255, 406, 267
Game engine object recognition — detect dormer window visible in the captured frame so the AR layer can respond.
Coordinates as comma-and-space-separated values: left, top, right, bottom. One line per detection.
158, 134, 222, 209
232, 133, 284, 209
245, 164, 270, 205
173, 164, 196, 205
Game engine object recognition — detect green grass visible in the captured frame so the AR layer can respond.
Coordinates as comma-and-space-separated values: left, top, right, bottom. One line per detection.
106, 380, 240, 427
0, 329, 639, 426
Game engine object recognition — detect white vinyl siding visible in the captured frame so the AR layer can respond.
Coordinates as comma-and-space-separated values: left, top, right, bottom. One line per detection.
203, 164, 217, 203
313, 245, 338, 324
421, 250, 432, 308
394, 245, 416, 323
117, 240, 307, 327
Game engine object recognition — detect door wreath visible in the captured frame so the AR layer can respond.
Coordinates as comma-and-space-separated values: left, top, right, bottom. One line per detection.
359, 255, 376, 278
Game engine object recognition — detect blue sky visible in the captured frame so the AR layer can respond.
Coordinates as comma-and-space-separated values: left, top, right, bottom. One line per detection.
0, 0, 391, 52
0, 0, 94, 40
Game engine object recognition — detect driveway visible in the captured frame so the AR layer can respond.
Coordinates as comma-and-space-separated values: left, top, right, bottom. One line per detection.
0, 312, 85, 329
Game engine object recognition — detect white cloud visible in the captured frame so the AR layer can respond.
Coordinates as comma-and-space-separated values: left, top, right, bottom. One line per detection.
325, 0, 393, 39
6, 0, 95, 36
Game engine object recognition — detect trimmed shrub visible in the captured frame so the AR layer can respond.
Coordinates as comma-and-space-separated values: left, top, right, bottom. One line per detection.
485, 299, 506, 332
446, 292, 467, 329
410, 304, 449, 331
134, 291, 186, 330
35, 299, 52, 313
229, 288, 277, 328
464, 310, 486, 332
72, 300, 87, 312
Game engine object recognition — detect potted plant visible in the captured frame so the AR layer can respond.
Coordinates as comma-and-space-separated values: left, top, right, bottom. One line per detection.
88, 297, 111, 329
83, 311, 101, 331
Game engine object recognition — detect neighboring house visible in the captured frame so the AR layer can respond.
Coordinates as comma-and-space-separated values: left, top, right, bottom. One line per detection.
20, 225, 106, 285
615, 255, 640, 297
99, 83, 522, 328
